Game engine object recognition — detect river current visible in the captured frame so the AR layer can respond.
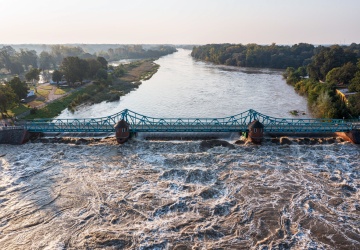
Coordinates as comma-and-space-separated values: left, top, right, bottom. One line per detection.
0, 138, 359, 249
56, 49, 309, 119
1, 50, 360, 249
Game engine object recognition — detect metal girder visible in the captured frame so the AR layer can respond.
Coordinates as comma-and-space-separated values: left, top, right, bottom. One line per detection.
21, 109, 357, 134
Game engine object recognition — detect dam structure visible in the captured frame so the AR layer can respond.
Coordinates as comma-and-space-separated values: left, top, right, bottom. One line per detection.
19, 109, 358, 134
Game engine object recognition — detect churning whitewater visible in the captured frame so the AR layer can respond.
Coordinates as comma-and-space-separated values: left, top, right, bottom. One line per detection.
0, 137, 359, 249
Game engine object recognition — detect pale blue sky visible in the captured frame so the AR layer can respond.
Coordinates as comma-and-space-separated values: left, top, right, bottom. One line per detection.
1, 0, 359, 44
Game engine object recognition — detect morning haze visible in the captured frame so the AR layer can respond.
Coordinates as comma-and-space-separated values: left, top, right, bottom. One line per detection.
1, 0, 359, 45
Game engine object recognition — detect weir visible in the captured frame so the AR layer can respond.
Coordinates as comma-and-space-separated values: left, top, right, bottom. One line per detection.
17, 109, 358, 134
0, 109, 358, 144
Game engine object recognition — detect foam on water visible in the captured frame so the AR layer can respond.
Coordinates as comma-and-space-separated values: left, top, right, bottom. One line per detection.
0, 139, 359, 249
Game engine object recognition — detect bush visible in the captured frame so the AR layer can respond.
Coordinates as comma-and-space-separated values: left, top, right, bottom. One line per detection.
30, 107, 37, 114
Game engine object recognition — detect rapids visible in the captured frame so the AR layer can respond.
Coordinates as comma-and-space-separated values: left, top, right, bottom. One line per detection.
0, 138, 359, 249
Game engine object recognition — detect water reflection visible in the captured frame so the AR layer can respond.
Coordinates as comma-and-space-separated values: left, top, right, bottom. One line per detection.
57, 49, 309, 119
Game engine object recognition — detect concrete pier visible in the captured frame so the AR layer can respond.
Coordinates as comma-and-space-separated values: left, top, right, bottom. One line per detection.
0, 126, 29, 145
335, 130, 360, 144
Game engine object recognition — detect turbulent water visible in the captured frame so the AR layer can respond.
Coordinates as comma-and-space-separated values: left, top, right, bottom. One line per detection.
1, 138, 359, 249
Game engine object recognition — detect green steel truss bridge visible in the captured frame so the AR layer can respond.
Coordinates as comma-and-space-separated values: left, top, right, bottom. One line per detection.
21, 109, 359, 134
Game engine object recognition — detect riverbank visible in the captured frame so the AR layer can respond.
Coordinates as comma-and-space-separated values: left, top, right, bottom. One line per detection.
19, 59, 159, 119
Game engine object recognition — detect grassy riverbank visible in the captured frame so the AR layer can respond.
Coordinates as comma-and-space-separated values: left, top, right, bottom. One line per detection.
20, 59, 159, 119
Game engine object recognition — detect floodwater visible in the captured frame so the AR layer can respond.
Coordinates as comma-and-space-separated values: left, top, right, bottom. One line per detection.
56, 49, 310, 119
0, 138, 359, 249
1, 49, 359, 249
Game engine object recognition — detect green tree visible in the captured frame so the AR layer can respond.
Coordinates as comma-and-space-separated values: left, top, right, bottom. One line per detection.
113, 65, 125, 77
9, 61, 24, 75
25, 68, 41, 92
96, 68, 108, 80
347, 93, 360, 117
0, 84, 17, 117
8, 77, 28, 100
349, 60, 360, 92
25, 68, 41, 82
60, 56, 89, 84
18, 49, 38, 70
52, 70, 63, 85
39, 51, 55, 70
97, 56, 108, 69
313, 91, 336, 118
86, 58, 102, 78
0, 46, 16, 72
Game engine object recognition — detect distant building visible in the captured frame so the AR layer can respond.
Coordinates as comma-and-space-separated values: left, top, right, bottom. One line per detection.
336, 88, 356, 105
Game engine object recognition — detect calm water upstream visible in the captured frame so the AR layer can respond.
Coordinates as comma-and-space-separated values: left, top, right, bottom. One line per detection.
57, 49, 310, 119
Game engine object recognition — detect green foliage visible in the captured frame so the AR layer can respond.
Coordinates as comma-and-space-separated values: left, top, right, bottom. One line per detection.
348, 60, 360, 92
283, 66, 307, 85
113, 65, 126, 77
0, 84, 17, 116
325, 62, 357, 85
8, 77, 28, 99
307, 45, 357, 81
52, 70, 63, 84
25, 68, 41, 82
347, 93, 360, 117
86, 58, 102, 78
102, 45, 177, 61
18, 49, 37, 70
191, 43, 315, 69
97, 56, 108, 69
39, 51, 55, 70
60, 56, 89, 84
96, 68, 108, 80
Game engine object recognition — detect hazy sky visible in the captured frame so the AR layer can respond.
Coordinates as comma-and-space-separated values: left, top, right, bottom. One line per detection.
1, 0, 360, 45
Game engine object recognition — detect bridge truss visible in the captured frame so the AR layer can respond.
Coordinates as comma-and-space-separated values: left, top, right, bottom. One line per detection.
21, 109, 356, 133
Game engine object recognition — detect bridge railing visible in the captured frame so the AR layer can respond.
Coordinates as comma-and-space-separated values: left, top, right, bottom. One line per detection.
1, 126, 24, 130
20, 109, 358, 133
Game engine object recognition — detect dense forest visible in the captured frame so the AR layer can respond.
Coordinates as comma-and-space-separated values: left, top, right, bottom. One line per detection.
191, 43, 360, 119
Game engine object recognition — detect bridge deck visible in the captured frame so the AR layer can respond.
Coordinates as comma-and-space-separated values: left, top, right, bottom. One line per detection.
20, 109, 358, 134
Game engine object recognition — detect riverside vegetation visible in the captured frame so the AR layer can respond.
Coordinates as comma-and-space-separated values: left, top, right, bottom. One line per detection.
192, 43, 360, 119
0, 45, 176, 119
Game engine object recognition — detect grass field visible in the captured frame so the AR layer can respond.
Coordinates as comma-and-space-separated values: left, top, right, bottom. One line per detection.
54, 88, 66, 95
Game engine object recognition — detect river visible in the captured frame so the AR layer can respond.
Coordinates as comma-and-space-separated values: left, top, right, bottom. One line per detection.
1, 49, 360, 249
57, 49, 310, 119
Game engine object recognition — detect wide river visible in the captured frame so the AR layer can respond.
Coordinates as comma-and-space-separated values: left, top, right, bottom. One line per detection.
57, 49, 310, 119
1, 49, 360, 249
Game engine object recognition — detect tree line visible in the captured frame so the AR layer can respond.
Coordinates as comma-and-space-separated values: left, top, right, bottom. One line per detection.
191, 43, 315, 69
0, 44, 177, 74
191, 43, 360, 118
98, 45, 177, 61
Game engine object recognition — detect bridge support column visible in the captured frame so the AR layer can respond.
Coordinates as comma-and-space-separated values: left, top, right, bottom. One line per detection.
335, 130, 360, 144
114, 120, 130, 144
0, 128, 29, 145
247, 120, 264, 144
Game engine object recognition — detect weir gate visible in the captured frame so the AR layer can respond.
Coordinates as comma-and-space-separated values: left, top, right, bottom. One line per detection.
20, 109, 359, 134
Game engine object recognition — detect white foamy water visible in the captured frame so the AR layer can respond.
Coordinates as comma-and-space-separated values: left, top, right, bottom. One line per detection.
0, 138, 359, 249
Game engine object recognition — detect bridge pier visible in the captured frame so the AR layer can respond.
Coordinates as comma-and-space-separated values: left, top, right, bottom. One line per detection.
335, 130, 360, 144
114, 120, 130, 144
0, 127, 29, 145
247, 120, 264, 144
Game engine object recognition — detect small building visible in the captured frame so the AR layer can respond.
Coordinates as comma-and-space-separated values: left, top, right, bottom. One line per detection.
114, 119, 130, 144
336, 88, 356, 105
248, 120, 264, 144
